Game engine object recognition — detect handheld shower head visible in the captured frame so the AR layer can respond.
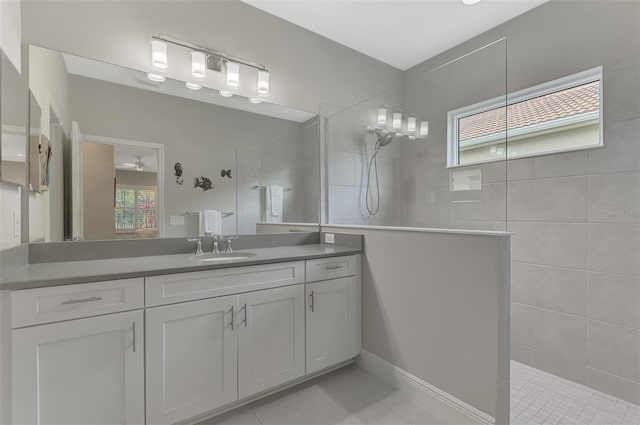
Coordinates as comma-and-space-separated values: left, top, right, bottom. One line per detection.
369, 128, 394, 147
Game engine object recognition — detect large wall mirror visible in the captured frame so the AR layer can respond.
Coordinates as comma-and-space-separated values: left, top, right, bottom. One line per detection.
27, 45, 320, 242
1, 50, 27, 187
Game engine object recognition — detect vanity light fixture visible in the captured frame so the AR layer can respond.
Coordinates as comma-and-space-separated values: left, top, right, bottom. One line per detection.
407, 117, 417, 133
392, 113, 402, 131
185, 82, 202, 91
191, 51, 207, 79
147, 72, 166, 83
249, 97, 262, 104
226, 62, 240, 89
419, 121, 429, 137
377, 108, 387, 126
257, 70, 270, 96
150, 40, 168, 71
151, 34, 272, 99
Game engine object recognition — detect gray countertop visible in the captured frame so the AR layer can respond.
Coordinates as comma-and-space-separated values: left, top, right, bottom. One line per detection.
0, 244, 361, 290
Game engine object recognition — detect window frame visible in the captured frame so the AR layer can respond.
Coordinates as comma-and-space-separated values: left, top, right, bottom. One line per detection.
114, 184, 157, 233
447, 66, 603, 168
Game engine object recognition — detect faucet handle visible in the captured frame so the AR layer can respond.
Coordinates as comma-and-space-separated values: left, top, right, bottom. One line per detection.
188, 238, 204, 256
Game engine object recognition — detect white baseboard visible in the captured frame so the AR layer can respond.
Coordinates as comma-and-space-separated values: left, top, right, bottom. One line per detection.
356, 350, 495, 425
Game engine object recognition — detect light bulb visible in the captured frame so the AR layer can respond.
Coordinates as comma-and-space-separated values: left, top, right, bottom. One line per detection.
226, 61, 240, 88
419, 121, 429, 137
377, 108, 387, 126
147, 72, 165, 83
150, 40, 168, 71
407, 117, 417, 133
191, 51, 207, 79
219, 90, 233, 98
185, 82, 202, 91
257, 70, 270, 96
249, 97, 262, 104
392, 113, 402, 130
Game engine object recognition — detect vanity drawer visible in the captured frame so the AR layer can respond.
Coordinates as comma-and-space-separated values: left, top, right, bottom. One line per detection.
145, 261, 305, 306
305, 255, 358, 283
11, 278, 144, 328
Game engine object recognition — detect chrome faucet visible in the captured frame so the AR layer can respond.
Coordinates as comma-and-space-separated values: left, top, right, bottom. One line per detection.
225, 236, 238, 253
188, 238, 204, 256
212, 234, 222, 254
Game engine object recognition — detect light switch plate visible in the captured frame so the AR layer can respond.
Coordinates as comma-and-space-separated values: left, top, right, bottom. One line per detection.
324, 233, 335, 244
170, 215, 185, 226
14, 211, 21, 238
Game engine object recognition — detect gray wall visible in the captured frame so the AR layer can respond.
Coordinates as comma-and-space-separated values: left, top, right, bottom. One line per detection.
323, 226, 510, 422
20, 0, 403, 114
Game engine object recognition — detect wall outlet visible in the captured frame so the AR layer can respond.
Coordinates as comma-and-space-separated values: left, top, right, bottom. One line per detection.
170, 215, 185, 226
14, 211, 21, 238
324, 233, 335, 244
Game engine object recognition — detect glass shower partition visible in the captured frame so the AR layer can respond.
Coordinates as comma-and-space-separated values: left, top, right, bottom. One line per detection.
325, 38, 508, 232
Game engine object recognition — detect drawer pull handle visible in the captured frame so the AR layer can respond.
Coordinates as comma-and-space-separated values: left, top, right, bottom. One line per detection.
132, 322, 136, 352
310, 291, 315, 312
230, 305, 235, 330
241, 303, 248, 327
325, 265, 343, 270
61, 296, 103, 305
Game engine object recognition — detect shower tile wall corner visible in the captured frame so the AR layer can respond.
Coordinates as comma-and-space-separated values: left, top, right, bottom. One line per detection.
509, 61, 640, 406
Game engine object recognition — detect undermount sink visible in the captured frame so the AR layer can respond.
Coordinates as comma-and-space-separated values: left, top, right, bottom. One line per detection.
192, 252, 257, 262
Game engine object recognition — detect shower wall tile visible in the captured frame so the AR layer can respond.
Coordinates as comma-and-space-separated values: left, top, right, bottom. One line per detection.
508, 222, 534, 263
329, 150, 355, 186
329, 117, 355, 152
329, 185, 358, 221
532, 151, 589, 179
507, 157, 534, 181
589, 223, 640, 276
511, 261, 533, 304
589, 272, 640, 328
511, 343, 532, 365
533, 176, 589, 222
589, 118, 640, 174
531, 349, 586, 385
586, 368, 640, 405
507, 180, 533, 222
603, 64, 640, 123
533, 308, 587, 363
532, 265, 588, 317
587, 320, 640, 382
532, 223, 588, 269
588, 171, 640, 224
511, 303, 533, 347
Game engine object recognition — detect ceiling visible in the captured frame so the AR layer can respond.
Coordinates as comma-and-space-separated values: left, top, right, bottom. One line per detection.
242, 0, 548, 70
114, 145, 158, 172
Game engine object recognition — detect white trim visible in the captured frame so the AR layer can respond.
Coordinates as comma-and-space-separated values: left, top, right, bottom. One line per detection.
322, 223, 510, 237
83, 134, 165, 238
357, 350, 496, 425
447, 66, 603, 168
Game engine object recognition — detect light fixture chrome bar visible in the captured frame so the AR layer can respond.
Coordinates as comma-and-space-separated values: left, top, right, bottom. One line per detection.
153, 34, 268, 72
185, 211, 235, 217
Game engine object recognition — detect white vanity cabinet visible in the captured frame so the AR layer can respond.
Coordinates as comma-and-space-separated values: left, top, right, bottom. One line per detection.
145, 295, 239, 425
238, 284, 306, 398
10, 278, 146, 425
305, 257, 361, 374
12, 310, 145, 425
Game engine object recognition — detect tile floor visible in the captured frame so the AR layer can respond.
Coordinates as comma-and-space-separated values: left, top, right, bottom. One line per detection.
511, 361, 640, 425
199, 361, 640, 425
198, 364, 451, 425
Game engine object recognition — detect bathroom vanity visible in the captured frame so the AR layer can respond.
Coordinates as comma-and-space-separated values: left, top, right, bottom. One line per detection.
1, 245, 361, 425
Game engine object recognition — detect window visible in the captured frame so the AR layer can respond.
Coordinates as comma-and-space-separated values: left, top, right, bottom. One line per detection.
447, 67, 602, 167
115, 185, 157, 231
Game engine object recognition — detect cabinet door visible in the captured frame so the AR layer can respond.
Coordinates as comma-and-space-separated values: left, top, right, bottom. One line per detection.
146, 296, 238, 425
12, 310, 144, 425
306, 277, 359, 374
238, 285, 305, 398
